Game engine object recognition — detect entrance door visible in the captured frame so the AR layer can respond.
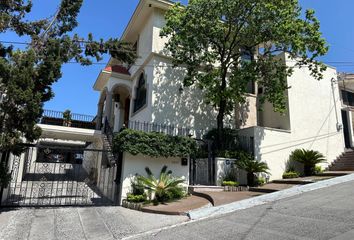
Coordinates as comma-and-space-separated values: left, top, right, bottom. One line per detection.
341, 110, 351, 149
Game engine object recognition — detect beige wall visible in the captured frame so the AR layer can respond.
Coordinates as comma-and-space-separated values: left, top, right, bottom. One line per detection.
235, 95, 258, 129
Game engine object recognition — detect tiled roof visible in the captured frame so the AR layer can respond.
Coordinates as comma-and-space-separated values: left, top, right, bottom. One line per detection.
104, 65, 130, 75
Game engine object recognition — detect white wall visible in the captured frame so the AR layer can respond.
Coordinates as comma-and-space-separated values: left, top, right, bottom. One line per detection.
151, 56, 219, 135
129, 61, 155, 123
215, 158, 247, 186
237, 63, 345, 180
129, 12, 154, 77
120, 153, 189, 202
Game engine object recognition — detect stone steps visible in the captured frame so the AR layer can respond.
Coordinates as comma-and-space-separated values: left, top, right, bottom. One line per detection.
329, 150, 354, 171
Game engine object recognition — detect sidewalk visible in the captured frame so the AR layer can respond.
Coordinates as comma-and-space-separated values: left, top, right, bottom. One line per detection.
141, 195, 210, 215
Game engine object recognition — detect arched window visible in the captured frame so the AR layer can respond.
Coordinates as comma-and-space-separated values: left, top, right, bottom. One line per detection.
133, 73, 147, 113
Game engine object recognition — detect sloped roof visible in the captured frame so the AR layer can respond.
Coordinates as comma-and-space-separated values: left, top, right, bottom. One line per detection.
104, 65, 130, 76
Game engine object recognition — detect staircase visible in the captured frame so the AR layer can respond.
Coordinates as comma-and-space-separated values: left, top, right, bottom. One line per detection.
328, 150, 354, 171
102, 135, 116, 166
102, 118, 117, 166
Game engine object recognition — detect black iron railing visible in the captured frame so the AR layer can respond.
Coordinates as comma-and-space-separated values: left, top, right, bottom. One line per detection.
127, 120, 194, 137
40, 109, 96, 130
104, 118, 115, 146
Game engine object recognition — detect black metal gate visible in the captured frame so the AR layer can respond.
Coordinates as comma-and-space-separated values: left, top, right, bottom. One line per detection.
1, 145, 117, 207
190, 139, 216, 186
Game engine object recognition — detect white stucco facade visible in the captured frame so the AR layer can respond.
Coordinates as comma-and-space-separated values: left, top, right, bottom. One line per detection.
237, 58, 345, 180
120, 153, 189, 203
91, 0, 347, 184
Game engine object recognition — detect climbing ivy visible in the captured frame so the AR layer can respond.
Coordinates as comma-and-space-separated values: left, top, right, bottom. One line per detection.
113, 129, 197, 158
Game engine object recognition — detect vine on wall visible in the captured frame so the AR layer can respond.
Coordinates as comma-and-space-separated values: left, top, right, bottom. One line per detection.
113, 129, 197, 158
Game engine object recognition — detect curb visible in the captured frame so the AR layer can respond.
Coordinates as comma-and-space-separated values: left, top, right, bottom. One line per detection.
187, 173, 354, 220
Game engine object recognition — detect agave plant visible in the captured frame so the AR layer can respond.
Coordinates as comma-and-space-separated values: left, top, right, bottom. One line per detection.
290, 149, 326, 176
235, 158, 270, 187
137, 165, 185, 203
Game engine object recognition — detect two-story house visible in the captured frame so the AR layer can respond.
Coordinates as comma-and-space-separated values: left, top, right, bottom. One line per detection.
1, 0, 348, 207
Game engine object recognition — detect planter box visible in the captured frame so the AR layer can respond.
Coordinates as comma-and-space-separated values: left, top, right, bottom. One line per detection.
122, 199, 144, 211
223, 186, 249, 192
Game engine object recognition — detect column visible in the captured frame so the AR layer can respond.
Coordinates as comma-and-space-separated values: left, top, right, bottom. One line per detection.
96, 102, 103, 130
113, 102, 121, 132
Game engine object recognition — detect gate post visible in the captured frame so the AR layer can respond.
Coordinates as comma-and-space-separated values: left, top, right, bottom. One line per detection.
0, 151, 10, 207
207, 140, 214, 185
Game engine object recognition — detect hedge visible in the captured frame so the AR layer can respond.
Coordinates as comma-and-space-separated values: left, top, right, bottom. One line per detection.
113, 129, 197, 158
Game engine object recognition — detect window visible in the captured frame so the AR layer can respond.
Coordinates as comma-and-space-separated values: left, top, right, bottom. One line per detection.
134, 73, 147, 113
241, 48, 255, 94
342, 90, 354, 106
241, 48, 254, 63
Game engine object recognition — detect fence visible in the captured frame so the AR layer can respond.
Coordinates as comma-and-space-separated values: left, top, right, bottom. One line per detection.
40, 109, 96, 130
127, 120, 193, 137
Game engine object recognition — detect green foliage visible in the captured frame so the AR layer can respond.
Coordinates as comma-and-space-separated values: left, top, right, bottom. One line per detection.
161, 0, 328, 133
126, 194, 147, 203
0, 160, 12, 188
236, 158, 270, 176
0, 0, 136, 154
204, 128, 239, 151
63, 109, 72, 121
282, 171, 300, 179
255, 177, 266, 186
113, 129, 197, 158
137, 166, 185, 203
222, 181, 239, 187
235, 157, 270, 186
290, 149, 326, 176
222, 169, 238, 182
315, 165, 324, 175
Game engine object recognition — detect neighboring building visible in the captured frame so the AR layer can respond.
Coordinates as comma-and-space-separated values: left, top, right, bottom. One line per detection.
338, 73, 354, 148
0, 0, 348, 207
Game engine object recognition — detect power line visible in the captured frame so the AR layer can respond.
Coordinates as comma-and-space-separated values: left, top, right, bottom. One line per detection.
1, 40, 354, 69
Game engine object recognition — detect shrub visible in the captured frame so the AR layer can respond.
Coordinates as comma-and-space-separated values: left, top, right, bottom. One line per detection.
165, 186, 186, 200
137, 166, 185, 203
222, 181, 239, 187
130, 176, 145, 196
290, 149, 326, 176
222, 169, 238, 182
282, 171, 300, 179
113, 129, 197, 158
127, 194, 147, 203
315, 165, 323, 175
255, 177, 266, 186
235, 157, 270, 187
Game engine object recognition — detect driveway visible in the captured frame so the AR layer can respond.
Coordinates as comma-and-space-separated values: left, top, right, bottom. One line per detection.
130, 180, 354, 240
0, 206, 187, 240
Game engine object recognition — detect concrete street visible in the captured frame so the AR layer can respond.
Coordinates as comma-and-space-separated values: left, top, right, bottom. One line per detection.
131, 180, 354, 240
0, 206, 187, 240
2, 180, 354, 240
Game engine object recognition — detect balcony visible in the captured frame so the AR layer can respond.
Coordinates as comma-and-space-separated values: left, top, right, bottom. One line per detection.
39, 110, 96, 130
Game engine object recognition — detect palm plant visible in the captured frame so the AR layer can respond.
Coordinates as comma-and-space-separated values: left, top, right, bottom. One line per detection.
137, 165, 185, 203
235, 158, 270, 187
290, 149, 326, 176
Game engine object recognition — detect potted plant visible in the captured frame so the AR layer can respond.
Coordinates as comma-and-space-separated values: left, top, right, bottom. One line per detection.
63, 109, 72, 127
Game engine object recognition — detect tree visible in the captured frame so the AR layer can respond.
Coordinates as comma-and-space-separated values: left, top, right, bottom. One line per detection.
161, 0, 328, 144
0, 0, 136, 156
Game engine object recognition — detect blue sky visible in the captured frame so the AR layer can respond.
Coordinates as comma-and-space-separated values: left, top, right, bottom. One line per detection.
1, 0, 354, 116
